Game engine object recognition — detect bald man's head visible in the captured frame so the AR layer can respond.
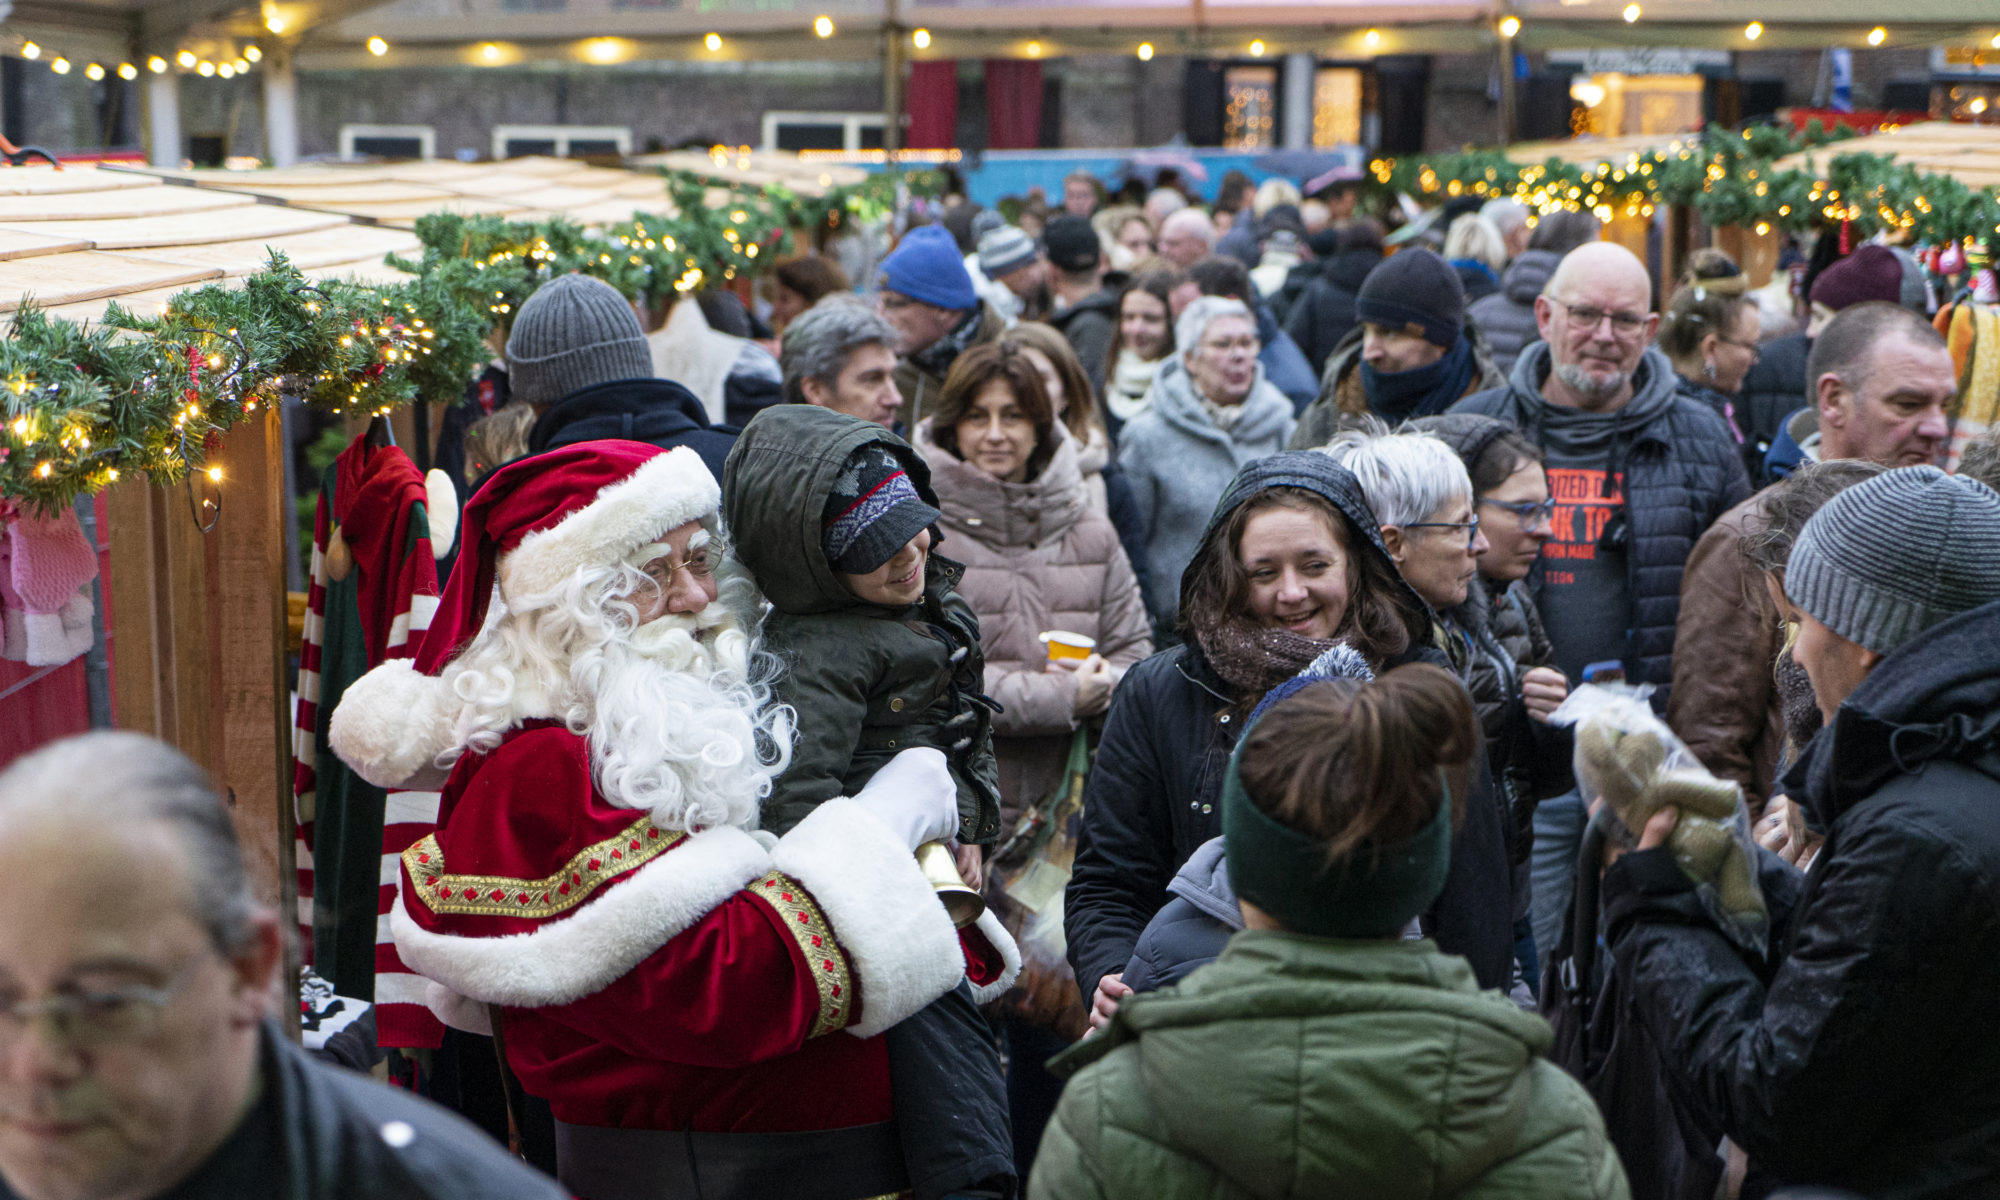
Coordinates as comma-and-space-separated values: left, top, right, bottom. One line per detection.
1535, 242, 1658, 411
1543, 241, 1651, 306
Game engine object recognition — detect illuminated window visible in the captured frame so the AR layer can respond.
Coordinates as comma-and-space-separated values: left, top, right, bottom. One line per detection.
1223, 65, 1278, 149
1312, 67, 1363, 147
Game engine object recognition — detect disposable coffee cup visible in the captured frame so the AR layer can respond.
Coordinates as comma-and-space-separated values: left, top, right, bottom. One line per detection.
1040, 630, 1096, 662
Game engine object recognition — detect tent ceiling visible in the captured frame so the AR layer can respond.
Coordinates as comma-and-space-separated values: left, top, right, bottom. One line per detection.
0, 0, 395, 60
300, 0, 1999, 64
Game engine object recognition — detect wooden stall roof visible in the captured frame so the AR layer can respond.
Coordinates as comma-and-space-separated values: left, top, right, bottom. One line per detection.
1504, 133, 1695, 166
0, 164, 421, 326
629, 149, 871, 198
114, 156, 677, 230
1774, 122, 2000, 189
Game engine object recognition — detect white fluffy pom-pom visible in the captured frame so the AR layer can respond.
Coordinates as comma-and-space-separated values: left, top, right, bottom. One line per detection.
328, 659, 456, 789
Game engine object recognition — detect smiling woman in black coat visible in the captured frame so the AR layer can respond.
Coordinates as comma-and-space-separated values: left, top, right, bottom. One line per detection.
1064, 451, 1520, 1029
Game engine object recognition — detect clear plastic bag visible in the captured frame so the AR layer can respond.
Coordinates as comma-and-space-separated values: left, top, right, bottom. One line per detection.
1551, 683, 1768, 957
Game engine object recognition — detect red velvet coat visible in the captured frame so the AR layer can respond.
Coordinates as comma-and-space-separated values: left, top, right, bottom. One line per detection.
391, 723, 1013, 1133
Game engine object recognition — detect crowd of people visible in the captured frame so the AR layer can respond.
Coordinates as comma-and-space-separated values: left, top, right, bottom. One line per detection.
4, 161, 1999, 1200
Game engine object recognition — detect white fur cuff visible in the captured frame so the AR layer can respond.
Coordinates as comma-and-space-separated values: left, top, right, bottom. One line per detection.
425, 981, 494, 1035
391, 825, 770, 1008
964, 907, 1022, 1006
771, 798, 966, 1040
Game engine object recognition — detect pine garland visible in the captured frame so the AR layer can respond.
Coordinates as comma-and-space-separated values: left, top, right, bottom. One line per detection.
0, 255, 489, 516
1379, 122, 1959, 228
0, 163, 936, 513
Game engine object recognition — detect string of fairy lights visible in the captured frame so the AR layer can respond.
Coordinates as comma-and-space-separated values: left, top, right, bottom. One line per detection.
10, 12, 2000, 80
1377, 122, 2000, 249
0, 166, 940, 517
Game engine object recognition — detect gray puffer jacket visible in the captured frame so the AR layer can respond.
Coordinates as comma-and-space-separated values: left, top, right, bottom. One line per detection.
1465, 249, 1561, 376
1451, 343, 1751, 703
1121, 837, 1241, 995
1116, 354, 1296, 628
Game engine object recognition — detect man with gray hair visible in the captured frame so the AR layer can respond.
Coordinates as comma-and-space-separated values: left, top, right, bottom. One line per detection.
0, 731, 567, 1200
1603, 465, 2000, 1197
1480, 198, 1531, 263
1157, 208, 1218, 269
1452, 242, 1749, 704
779, 297, 903, 429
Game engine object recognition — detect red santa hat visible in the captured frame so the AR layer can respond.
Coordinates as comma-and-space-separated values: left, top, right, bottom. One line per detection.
330, 440, 720, 788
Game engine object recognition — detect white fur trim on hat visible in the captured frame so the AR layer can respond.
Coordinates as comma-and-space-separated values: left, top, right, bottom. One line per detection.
770, 798, 968, 1039
328, 659, 457, 790
500, 446, 720, 602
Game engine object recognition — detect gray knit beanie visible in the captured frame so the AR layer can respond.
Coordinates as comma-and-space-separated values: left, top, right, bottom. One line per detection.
1785, 466, 2000, 655
504, 274, 654, 409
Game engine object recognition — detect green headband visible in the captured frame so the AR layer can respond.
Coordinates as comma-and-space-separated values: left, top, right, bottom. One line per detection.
1220, 745, 1453, 940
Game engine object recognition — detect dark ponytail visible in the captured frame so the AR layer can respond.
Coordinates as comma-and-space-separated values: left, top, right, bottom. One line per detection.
1236, 663, 1476, 868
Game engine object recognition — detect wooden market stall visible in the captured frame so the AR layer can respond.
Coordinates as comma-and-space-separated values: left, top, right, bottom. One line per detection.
1773, 121, 2000, 187
0, 164, 441, 941
117, 155, 678, 231
630, 148, 871, 200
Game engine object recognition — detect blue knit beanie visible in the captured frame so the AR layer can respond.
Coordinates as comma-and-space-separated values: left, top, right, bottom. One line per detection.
879, 225, 979, 312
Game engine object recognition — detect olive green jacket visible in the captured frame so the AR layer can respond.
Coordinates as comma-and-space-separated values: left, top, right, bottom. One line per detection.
1030, 932, 1629, 1200
722, 405, 1002, 843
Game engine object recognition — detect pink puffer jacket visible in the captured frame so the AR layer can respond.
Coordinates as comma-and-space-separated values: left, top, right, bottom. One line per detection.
916, 421, 1153, 827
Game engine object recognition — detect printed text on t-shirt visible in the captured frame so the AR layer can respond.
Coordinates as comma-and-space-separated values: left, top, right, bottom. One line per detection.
1544, 467, 1625, 570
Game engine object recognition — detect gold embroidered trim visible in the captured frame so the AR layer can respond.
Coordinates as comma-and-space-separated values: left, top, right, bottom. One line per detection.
750, 871, 853, 1038
402, 817, 686, 918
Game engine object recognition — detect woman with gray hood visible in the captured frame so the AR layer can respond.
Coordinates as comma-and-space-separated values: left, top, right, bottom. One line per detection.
1117, 295, 1296, 632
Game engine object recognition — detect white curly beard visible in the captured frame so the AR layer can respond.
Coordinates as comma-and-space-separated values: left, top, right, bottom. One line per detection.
584, 604, 789, 832
438, 549, 793, 834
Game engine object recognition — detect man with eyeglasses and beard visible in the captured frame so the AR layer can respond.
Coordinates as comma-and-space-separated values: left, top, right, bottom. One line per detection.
0, 731, 569, 1200
1452, 242, 1749, 709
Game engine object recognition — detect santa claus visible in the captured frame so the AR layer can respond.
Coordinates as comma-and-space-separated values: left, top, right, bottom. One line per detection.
328, 440, 1015, 1200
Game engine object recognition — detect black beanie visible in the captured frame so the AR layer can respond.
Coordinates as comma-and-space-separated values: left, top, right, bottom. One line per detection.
1355, 248, 1465, 349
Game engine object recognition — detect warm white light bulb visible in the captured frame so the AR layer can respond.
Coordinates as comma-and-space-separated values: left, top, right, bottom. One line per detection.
1137, 42, 1154, 61
118, 61, 138, 79
813, 15, 834, 38
1867, 25, 1886, 45
911, 28, 930, 50
85, 62, 105, 80
1622, 4, 1640, 21
704, 32, 722, 52
367, 35, 389, 56
1744, 21, 1763, 39
20, 42, 38, 60
244, 44, 261, 62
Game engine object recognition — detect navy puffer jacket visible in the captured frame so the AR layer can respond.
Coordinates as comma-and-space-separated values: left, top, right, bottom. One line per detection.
1451, 343, 1750, 705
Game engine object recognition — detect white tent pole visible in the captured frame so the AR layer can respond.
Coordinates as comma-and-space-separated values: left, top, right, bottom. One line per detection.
1282, 51, 1313, 149
263, 47, 299, 167
147, 69, 180, 167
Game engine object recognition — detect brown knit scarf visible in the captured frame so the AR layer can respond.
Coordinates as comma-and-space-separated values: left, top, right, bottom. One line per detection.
1195, 619, 1347, 698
